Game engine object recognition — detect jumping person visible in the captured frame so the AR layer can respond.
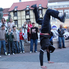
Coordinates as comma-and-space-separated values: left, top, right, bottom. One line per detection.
31, 4, 66, 69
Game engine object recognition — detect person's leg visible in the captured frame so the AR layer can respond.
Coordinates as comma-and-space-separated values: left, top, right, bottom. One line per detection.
62, 37, 65, 48
28, 32, 30, 41
22, 40, 24, 52
30, 39, 33, 52
47, 51, 50, 61
45, 9, 66, 23
8, 42, 10, 54
58, 37, 62, 48
11, 41, 14, 54
16, 41, 20, 53
34, 39, 38, 52
31, 4, 43, 25
39, 49, 44, 66
41, 9, 66, 33
2, 40, 7, 55
47, 51, 54, 63
13, 41, 17, 53
19, 40, 22, 52
28, 32, 29, 41
20, 40, 23, 52
29, 33, 31, 41
0, 41, 2, 55
39, 49, 47, 69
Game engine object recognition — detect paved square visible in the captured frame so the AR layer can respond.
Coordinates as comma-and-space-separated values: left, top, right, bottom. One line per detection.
0, 48, 69, 69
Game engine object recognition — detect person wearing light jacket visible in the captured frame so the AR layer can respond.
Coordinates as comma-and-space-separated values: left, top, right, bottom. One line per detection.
0, 25, 7, 57
13, 26, 20, 53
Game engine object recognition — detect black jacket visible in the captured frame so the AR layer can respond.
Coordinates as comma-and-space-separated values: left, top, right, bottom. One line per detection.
58, 28, 64, 37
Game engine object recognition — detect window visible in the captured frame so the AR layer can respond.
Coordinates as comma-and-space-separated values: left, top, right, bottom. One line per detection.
14, 20, 18, 27
25, 10, 30, 15
64, 9, 69, 19
13, 6, 18, 17
13, 11, 17, 16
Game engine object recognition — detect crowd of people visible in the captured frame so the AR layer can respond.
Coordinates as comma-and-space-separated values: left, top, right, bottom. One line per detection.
0, 17, 67, 58
0, 18, 41, 57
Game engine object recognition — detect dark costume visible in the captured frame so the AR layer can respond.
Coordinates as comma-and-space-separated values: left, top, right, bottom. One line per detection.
31, 4, 66, 66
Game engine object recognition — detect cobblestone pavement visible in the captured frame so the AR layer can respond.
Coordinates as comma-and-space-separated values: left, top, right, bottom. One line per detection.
0, 47, 69, 69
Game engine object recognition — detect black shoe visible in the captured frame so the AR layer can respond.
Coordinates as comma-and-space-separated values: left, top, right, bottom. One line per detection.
63, 47, 66, 48
31, 4, 37, 8
61, 13, 66, 23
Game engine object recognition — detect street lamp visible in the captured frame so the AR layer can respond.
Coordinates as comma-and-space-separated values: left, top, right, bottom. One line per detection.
25, 5, 30, 22
38, 4, 43, 18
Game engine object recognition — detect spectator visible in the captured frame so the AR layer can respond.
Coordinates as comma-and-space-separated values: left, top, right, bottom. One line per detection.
8, 18, 15, 30
0, 18, 8, 31
19, 28, 25, 53
0, 25, 7, 57
30, 22, 39, 53
22, 22, 28, 43
27, 21, 32, 41
6, 28, 14, 55
13, 26, 20, 53
58, 25, 66, 49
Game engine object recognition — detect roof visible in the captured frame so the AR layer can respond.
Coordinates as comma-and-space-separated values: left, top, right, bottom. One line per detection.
3, 8, 10, 13
9, 0, 48, 11
48, 0, 69, 3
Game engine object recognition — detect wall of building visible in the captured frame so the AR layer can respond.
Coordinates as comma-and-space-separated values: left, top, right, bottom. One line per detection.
48, 1, 69, 28
10, 8, 47, 28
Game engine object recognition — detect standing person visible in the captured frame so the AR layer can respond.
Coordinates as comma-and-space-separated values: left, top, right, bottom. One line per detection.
31, 4, 66, 69
6, 28, 14, 55
30, 22, 39, 53
13, 26, 20, 53
19, 28, 25, 53
58, 25, 66, 49
0, 18, 8, 30
0, 25, 7, 57
22, 22, 28, 43
8, 18, 15, 30
27, 21, 32, 41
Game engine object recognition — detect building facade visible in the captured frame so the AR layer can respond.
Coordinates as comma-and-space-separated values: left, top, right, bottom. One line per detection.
3, 8, 9, 20
48, 0, 69, 28
9, 0, 48, 28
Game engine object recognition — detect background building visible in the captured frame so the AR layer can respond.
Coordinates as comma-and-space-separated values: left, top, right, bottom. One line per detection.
48, 0, 69, 2
48, 0, 69, 28
9, 0, 48, 28
3, 8, 9, 20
